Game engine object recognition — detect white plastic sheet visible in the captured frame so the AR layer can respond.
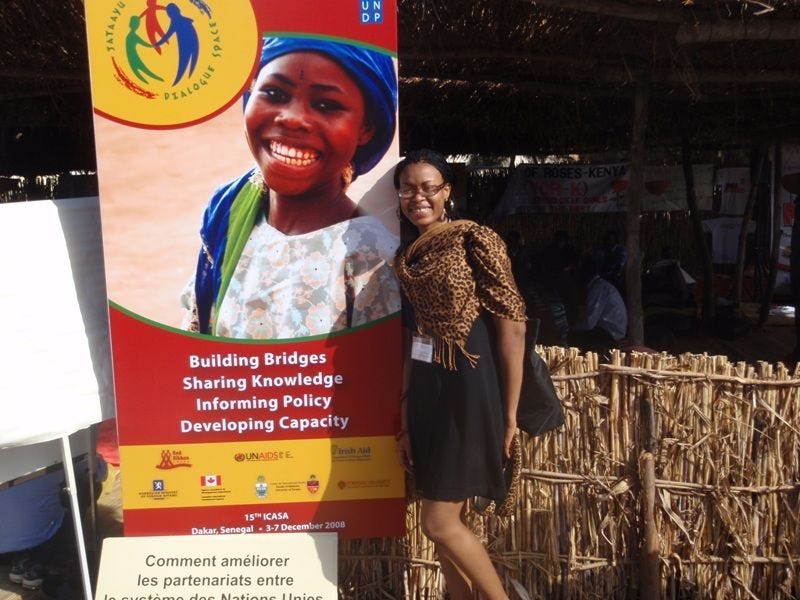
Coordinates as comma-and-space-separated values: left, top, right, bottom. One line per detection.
0, 197, 114, 449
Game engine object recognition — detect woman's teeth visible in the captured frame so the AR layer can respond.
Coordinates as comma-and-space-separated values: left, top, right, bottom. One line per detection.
270, 142, 318, 166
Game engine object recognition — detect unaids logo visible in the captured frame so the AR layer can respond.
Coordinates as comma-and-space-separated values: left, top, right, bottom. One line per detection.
86, 0, 258, 128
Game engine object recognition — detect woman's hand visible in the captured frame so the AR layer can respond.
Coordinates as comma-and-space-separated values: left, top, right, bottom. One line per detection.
503, 421, 517, 460
396, 430, 414, 473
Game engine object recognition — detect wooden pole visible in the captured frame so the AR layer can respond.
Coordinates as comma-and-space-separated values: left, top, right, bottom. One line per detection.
759, 144, 783, 325
640, 452, 660, 598
681, 136, 716, 321
732, 145, 768, 309
525, 0, 682, 23
640, 390, 660, 598
791, 191, 800, 360
640, 389, 656, 454
676, 20, 800, 45
625, 78, 649, 345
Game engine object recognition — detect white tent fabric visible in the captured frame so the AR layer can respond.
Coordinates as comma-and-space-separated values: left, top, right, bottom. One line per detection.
0, 430, 92, 484
0, 197, 114, 450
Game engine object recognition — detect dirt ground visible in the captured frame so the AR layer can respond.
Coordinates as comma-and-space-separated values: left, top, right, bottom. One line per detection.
642, 303, 797, 365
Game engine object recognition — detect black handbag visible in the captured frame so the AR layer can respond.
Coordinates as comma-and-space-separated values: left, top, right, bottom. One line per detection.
517, 345, 564, 436
473, 347, 562, 518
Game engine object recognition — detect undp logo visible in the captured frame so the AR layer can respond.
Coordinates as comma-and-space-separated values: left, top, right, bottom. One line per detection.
86, 0, 258, 127
360, 0, 384, 24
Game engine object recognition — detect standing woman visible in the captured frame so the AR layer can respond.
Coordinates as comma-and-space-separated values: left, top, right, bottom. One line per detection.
394, 149, 526, 599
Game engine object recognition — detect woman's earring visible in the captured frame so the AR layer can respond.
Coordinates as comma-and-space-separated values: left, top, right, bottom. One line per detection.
249, 168, 266, 193
439, 198, 454, 222
396, 206, 404, 220
341, 162, 355, 190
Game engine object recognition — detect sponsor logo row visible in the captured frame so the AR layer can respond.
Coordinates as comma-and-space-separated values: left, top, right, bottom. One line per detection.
155, 445, 373, 469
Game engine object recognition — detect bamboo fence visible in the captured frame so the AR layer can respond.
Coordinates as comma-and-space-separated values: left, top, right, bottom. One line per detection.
339, 348, 800, 599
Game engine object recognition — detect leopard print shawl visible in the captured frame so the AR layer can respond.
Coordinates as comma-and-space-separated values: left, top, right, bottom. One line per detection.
395, 220, 526, 370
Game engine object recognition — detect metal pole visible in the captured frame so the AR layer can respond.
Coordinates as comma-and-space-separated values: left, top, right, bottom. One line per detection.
60, 434, 94, 600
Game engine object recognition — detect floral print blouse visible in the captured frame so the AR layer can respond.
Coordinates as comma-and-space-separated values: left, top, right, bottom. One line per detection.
213, 214, 400, 339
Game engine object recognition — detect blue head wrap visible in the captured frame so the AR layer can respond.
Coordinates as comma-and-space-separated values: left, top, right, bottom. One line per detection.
255, 36, 397, 178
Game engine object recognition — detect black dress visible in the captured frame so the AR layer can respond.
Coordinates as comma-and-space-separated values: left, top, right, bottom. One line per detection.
405, 306, 508, 506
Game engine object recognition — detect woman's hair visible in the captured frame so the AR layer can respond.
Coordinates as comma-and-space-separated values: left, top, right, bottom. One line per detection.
254, 36, 397, 179
393, 149, 457, 248
392, 148, 454, 189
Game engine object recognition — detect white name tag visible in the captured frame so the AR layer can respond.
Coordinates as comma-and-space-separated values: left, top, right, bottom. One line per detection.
411, 334, 433, 363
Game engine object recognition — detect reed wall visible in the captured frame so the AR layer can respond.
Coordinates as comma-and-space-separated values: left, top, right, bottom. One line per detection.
340, 348, 800, 599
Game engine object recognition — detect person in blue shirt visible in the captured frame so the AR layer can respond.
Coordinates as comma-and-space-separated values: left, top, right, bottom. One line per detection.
1, 457, 106, 592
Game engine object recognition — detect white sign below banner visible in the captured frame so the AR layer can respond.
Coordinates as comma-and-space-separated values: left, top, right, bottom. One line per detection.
94, 533, 337, 600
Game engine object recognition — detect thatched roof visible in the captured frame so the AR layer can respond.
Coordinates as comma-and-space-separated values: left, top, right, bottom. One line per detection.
399, 0, 800, 155
1, 1, 799, 175
0, 1, 95, 175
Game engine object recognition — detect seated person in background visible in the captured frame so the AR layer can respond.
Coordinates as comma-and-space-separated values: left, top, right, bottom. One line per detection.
503, 230, 533, 287
539, 230, 580, 322
520, 260, 570, 347
1, 469, 66, 588
0, 456, 107, 594
592, 230, 627, 294
642, 246, 695, 308
540, 230, 578, 276
569, 258, 627, 355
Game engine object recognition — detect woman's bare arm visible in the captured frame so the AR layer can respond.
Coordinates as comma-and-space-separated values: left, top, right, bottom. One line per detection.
492, 315, 526, 459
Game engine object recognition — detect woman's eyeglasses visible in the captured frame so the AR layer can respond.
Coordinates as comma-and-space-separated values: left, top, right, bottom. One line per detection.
397, 182, 448, 199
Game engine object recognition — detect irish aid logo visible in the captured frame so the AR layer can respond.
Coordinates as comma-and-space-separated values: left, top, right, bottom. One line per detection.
85, 0, 258, 128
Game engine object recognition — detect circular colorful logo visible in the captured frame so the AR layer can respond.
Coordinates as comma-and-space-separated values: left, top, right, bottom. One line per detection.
86, 0, 259, 128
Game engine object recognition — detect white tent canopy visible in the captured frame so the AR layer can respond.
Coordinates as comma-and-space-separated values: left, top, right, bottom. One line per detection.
0, 197, 114, 453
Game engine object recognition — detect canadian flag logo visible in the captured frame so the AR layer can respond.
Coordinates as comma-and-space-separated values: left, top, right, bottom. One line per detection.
201, 475, 221, 487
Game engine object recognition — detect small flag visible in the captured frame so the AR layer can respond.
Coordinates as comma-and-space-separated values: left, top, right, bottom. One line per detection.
201, 474, 221, 487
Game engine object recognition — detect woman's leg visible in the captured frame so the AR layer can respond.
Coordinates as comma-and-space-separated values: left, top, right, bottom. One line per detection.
420, 499, 508, 600
438, 553, 473, 600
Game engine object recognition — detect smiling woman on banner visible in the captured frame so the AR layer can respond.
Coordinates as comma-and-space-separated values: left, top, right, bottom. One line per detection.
393, 149, 527, 599
183, 36, 400, 338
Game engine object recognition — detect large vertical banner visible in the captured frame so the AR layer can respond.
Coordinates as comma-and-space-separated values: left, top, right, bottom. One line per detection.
84, 1, 404, 538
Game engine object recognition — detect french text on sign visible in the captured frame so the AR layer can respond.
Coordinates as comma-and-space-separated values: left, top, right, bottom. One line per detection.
95, 533, 337, 599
